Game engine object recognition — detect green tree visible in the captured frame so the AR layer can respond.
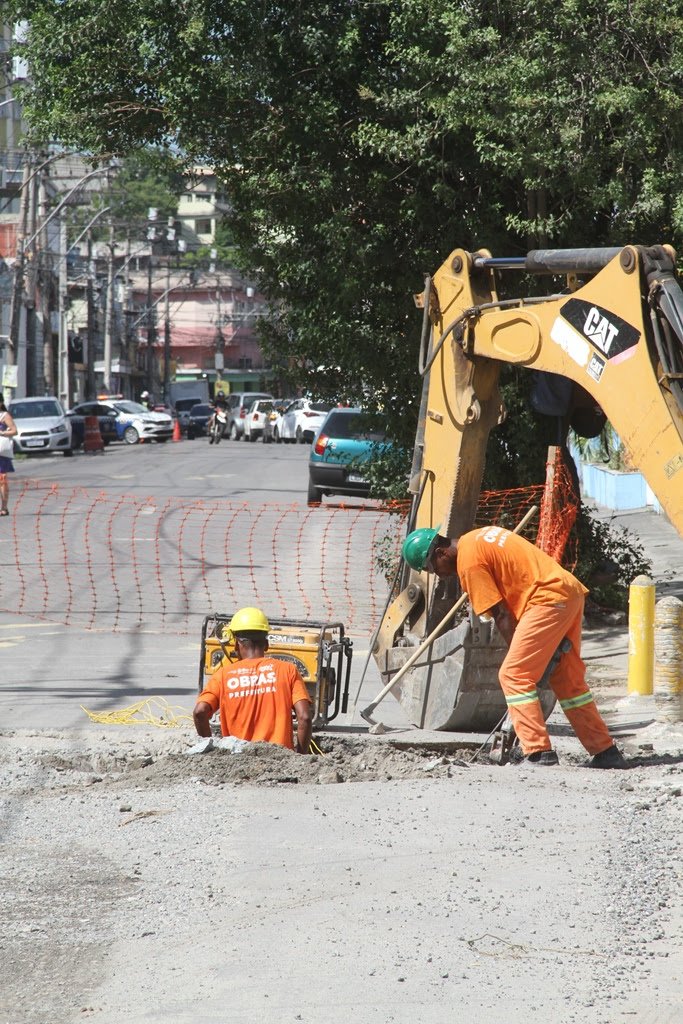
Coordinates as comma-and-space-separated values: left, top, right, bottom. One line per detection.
106, 149, 185, 227
11, 0, 683, 453
65, 148, 186, 244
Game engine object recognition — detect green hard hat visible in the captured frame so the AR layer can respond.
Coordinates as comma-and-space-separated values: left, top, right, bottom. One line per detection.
402, 527, 440, 572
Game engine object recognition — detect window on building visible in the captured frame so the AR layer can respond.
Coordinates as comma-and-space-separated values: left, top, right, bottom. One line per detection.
195, 218, 212, 235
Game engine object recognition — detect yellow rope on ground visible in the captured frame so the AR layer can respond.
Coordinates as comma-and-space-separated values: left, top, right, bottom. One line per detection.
80, 697, 193, 728
309, 738, 326, 756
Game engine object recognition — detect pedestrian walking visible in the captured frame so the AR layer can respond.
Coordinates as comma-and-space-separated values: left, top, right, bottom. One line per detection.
402, 525, 627, 768
0, 397, 18, 517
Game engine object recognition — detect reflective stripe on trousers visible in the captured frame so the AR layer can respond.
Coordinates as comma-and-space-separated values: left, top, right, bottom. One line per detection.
499, 595, 613, 756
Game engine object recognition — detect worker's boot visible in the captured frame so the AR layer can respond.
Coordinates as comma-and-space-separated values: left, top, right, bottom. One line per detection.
586, 744, 627, 769
524, 749, 559, 766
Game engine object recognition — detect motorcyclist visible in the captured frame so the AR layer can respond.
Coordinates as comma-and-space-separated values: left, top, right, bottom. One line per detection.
208, 390, 229, 439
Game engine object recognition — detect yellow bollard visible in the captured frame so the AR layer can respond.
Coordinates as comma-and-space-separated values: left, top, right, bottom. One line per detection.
627, 575, 655, 695
654, 596, 683, 723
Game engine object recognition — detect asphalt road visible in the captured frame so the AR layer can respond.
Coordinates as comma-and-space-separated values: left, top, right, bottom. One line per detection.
11, 432, 314, 503
0, 437, 400, 732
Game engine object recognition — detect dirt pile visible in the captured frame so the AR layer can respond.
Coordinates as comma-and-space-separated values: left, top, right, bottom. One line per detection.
0, 732, 480, 796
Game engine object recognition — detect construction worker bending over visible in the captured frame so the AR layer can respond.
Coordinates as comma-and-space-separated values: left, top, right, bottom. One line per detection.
193, 606, 313, 753
402, 526, 626, 769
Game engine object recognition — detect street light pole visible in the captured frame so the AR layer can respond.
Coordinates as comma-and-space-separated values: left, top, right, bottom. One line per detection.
146, 256, 156, 396
163, 261, 171, 402
6, 156, 31, 373
86, 230, 96, 399
102, 220, 115, 394
57, 215, 69, 405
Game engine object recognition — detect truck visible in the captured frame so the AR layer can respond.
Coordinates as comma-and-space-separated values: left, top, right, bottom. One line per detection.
168, 379, 211, 433
368, 244, 683, 733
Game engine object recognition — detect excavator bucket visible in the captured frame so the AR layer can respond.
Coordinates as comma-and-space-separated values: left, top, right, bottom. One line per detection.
379, 617, 556, 732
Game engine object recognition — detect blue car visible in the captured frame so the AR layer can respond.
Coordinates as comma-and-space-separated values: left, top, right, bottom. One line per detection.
307, 407, 386, 504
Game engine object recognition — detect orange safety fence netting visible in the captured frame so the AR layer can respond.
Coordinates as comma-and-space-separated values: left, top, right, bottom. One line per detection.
0, 464, 577, 636
0, 481, 405, 635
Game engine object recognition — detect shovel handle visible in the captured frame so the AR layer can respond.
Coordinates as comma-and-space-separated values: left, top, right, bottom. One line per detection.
359, 504, 539, 722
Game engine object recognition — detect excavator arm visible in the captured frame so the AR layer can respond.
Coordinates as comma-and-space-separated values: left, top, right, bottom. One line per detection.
372, 244, 683, 731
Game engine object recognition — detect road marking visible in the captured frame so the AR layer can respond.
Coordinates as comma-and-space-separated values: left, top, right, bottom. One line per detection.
0, 623, 63, 630
0, 631, 61, 648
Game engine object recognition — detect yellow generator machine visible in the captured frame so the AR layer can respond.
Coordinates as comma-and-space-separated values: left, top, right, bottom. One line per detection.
198, 614, 353, 728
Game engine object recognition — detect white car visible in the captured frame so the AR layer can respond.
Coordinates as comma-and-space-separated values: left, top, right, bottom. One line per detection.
243, 399, 277, 442
100, 400, 174, 445
8, 396, 74, 456
278, 399, 332, 444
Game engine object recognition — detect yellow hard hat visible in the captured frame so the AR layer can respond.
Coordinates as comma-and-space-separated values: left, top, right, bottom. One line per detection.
228, 607, 270, 635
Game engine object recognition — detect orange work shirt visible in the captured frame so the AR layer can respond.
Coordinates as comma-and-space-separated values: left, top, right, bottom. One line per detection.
198, 656, 312, 750
456, 526, 588, 620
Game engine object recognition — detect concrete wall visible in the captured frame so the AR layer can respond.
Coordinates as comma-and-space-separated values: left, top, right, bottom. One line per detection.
577, 459, 661, 513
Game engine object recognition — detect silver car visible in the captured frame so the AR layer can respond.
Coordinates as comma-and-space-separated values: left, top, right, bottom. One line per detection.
225, 391, 274, 440
8, 396, 74, 456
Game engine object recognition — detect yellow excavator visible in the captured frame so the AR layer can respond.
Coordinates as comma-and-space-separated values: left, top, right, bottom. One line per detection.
367, 245, 683, 732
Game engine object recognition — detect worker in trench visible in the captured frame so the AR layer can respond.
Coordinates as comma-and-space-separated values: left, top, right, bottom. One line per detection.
193, 606, 313, 752
402, 525, 626, 768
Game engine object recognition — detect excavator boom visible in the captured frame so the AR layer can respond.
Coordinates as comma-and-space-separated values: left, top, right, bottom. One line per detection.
372, 244, 683, 731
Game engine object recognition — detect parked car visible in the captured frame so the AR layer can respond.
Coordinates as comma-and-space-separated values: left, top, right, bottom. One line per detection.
270, 398, 298, 443
243, 399, 278, 442
8, 396, 74, 456
98, 399, 174, 445
262, 402, 285, 443
279, 398, 332, 444
68, 402, 119, 445
173, 397, 203, 434
186, 403, 213, 439
307, 407, 386, 504
225, 391, 274, 440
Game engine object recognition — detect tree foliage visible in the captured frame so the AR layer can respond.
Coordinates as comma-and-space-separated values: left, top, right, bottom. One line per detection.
11, 0, 683, 453
68, 148, 186, 242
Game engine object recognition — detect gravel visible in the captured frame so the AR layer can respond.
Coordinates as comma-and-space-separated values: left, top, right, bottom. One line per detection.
1, 723, 682, 1024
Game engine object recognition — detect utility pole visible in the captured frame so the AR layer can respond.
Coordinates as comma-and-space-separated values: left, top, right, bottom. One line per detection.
103, 220, 115, 394
86, 230, 96, 399
24, 155, 38, 394
38, 167, 54, 394
57, 215, 69, 406
214, 278, 225, 377
146, 255, 156, 395
6, 156, 31, 387
163, 260, 171, 401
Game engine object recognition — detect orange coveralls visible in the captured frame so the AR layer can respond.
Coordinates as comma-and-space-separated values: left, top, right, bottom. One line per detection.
457, 526, 613, 756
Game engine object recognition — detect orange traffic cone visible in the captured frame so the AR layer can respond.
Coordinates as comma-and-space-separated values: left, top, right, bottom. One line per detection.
84, 415, 104, 453
173, 419, 182, 442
